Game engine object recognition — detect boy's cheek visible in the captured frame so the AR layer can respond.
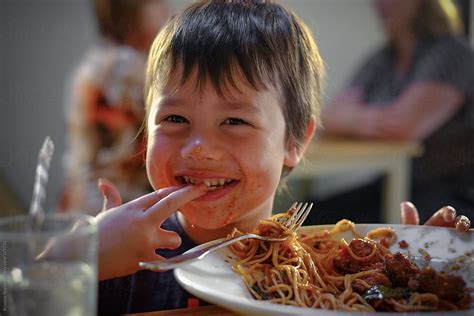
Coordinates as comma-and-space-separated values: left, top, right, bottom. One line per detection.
146, 159, 169, 190
147, 172, 171, 191
146, 140, 174, 189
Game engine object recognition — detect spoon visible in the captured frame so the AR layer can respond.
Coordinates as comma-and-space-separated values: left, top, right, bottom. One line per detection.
28, 136, 54, 230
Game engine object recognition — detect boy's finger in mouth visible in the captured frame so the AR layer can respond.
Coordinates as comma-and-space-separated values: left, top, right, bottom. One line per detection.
146, 184, 208, 222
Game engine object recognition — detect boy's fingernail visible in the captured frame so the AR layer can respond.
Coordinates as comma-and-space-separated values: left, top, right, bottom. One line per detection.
402, 201, 415, 208
196, 183, 208, 192
459, 215, 470, 224
183, 183, 208, 193
445, 206, 456, 221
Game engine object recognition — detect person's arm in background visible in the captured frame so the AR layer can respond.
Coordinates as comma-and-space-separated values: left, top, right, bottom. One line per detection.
322, 82, 464, 141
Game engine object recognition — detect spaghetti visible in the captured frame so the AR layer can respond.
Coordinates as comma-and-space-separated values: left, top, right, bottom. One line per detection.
229, 213, 471, 312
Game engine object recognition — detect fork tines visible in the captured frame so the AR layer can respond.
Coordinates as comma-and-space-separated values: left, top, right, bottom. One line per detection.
285, 202, 313, 231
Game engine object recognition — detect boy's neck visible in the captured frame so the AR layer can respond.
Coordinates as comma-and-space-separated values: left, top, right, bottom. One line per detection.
177, 209, 272, 244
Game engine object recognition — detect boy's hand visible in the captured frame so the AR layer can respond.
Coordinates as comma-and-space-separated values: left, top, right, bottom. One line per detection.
96, 178, 207, 280
400, 201, 471, 232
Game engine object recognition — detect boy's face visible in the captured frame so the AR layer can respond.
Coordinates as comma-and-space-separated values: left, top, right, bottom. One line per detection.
146, 69, 300, 229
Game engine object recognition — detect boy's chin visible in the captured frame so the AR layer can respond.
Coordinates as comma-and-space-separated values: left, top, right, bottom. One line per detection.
182, 212, 234, 230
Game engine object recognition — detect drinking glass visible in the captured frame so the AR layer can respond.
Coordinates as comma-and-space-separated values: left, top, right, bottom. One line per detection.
0, 213, 97, 316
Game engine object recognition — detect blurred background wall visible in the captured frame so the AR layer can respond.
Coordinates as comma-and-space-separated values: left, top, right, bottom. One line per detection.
1, 0, 467, 215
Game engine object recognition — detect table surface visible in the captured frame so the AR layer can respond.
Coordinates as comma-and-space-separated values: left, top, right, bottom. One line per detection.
293, 136, 422, 174
289, 136, 422, 223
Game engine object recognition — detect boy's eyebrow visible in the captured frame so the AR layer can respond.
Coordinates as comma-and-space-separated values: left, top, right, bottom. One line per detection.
156, 96, 261, 113
221, 100, 261, 114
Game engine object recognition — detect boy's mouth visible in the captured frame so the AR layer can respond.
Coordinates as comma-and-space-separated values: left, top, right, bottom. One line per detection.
177, 176, 237, 191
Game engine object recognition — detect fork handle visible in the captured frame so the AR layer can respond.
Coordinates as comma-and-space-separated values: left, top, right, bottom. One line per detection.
139, 233, 265, 271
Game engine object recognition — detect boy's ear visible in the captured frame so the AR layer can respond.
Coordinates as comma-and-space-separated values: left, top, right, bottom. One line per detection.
284, 115, 317, 168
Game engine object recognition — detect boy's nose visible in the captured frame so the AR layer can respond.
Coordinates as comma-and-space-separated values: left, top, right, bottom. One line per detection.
181, 138, 223, 161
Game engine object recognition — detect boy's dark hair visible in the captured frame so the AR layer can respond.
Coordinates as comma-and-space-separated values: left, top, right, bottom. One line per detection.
145, 0, 324, 177
93, 0, 147, 43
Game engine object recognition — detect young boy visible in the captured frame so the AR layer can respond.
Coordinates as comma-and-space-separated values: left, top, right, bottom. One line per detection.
95, 0, 471, 314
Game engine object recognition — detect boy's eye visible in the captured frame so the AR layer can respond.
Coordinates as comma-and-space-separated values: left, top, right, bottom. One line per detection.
223, 118, 246, 125
164, 115, 188, 124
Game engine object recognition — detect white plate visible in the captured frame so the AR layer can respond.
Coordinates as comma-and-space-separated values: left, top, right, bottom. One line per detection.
174, 224, 474, 315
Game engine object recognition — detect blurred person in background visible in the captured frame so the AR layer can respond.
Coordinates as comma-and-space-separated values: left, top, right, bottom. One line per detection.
61, 0, 170, 215
311, 0, 474, 223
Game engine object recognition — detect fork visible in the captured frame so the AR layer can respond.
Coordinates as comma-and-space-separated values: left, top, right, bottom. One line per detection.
139, 202, 313, 271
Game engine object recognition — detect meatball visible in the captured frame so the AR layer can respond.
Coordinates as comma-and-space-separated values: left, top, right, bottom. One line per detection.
334, 239, 383, 274
416, 267, 468, 303
385, 252, 419, 288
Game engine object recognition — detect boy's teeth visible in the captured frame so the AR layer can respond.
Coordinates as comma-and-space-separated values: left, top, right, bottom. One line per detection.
183, 176, 231, 187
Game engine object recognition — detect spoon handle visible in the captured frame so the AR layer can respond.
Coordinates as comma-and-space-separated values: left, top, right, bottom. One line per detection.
29, 137, 55, 223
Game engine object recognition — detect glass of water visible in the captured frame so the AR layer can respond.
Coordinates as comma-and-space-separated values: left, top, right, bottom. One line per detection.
0, 213, 97, 316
